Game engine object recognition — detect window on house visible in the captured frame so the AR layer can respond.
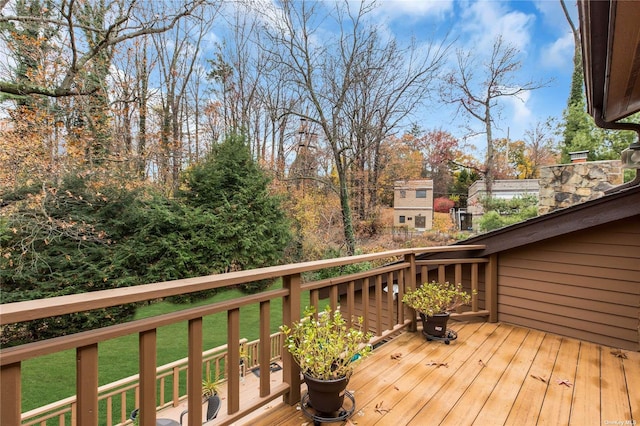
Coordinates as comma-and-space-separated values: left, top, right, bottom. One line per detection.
399, 190, 406, 198
416, 189, 427, 198
399, 215, 405, 223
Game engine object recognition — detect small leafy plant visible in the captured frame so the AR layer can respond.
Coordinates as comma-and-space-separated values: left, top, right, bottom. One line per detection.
402, 281, 473, 317
202, 371, 220, 400
280, 305, 373, 380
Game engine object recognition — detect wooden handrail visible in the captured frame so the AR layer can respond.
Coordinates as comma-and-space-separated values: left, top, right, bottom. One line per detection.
0, 246, 484, 325
0, 245, 489, 426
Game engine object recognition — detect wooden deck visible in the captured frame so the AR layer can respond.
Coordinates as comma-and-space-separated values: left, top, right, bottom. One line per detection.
239, 321, 640, 426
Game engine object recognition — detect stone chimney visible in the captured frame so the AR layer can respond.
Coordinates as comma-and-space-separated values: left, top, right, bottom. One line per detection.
538, 160, 623, 215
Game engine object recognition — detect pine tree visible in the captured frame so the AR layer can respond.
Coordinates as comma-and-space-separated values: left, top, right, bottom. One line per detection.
559, 0, 595, 162
180, 134, 291, 280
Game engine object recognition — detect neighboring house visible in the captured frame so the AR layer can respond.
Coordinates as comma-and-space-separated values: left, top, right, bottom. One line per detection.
337, 181, 640, 351
467, 179, 540, 216
393, 179, 434, 231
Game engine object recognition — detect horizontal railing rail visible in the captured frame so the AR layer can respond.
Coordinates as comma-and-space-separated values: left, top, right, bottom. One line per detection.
0, 245, 491, 426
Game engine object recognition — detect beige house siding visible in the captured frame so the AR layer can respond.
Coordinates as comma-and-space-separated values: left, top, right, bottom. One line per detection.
393, 180, 434, 230
496, 217, 640, 351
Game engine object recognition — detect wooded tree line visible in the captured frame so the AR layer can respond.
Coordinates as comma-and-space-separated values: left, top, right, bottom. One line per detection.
1, 0, 634, 264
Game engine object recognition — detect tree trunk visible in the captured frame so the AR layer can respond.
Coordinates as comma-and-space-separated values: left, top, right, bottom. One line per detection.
338, 165, 356, 255
484, 102, 494, 198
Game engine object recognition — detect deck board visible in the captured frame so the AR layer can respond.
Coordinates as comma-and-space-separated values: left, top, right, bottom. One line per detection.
569, 341, 602, 426
538, 337, 580, 424
411, 324, 527, 425
502, 332, 562, 425
601, 344, 634, 423
158, 321, 639, 426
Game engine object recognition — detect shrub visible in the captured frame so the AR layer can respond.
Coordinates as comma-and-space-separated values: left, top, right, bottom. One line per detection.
434, 197, 455, 213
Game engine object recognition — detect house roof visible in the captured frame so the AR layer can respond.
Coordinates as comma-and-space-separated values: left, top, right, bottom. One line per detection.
579, 0, 640, 124
421, 183, 640, 259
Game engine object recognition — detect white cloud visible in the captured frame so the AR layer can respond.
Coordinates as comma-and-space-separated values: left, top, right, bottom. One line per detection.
505, 89, 532, 128
540, 32, 574, 69
458, 1, 535, 53
373, 0, 454, 21
533, 0, 578, 33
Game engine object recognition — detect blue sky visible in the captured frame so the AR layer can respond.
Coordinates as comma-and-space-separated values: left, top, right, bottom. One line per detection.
371, 0, 578, 153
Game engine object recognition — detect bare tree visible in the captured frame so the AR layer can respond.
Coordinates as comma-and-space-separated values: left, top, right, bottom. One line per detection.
209, 2, 267, 159
441, 35, 548, 197
153, 9, 215, 190
0, 0, 207, 97
523, 119, 558, 178
257, 0, 448, 254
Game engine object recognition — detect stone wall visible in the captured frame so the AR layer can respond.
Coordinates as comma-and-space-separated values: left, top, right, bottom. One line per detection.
538, 160, 623, 214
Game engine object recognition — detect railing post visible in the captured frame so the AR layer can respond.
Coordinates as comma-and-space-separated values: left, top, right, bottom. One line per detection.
187, 319, 203, 425
404, 253, 417, 332
259, 301, 271, 397
139, 330, 157, 426
1, 363, 21, 426
455, 263, 463, 314
282, 273, 301, 405
471, 263, 479, 312
486, 254, 498, 322
227, 308, 241, 414
172, 366, 180, 407
76, 344, 99, 426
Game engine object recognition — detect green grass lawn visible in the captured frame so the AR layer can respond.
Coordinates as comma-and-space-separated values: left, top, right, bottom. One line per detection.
21, 282, 313, 417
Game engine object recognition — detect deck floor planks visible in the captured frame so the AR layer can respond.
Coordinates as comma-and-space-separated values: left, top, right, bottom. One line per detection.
362, 322, 503, 425
208, 322, 640, 426
469, 329, 544, 425
443, 327, 546, 426
411, 325, 529, 425
600, 344, 634, 423
569, 341, 602, 426
537, 337, 581, 424
500, 332, 564, 425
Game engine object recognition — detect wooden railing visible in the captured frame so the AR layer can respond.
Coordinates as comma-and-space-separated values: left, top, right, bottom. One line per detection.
18, 333, 286, 426
0, 245, 492, 426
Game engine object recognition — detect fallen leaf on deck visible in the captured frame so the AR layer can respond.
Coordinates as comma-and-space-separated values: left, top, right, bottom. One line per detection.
426, 361, 448, 368
375, 401, 391, 414
558, 379, 573, 387
390, 352, 403, 360
611, 349, 628, 359
344, 420, 358, 425
478, 359, 487, 367
530, 375, 547, 383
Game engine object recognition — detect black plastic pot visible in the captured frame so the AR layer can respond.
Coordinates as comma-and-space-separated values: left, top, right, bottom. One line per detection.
420, 312, 450, 338
303, 373, 349, 414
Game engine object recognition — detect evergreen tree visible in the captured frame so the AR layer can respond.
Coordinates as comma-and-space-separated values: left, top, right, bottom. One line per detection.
559, 0, 597, 163
179, 134, 291, 286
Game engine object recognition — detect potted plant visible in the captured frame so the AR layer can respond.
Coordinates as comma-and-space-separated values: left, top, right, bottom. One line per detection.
201, 370, 219, 401
402, 281, 473, 339
280, 305, 373, 414
180, 371, 221, 424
